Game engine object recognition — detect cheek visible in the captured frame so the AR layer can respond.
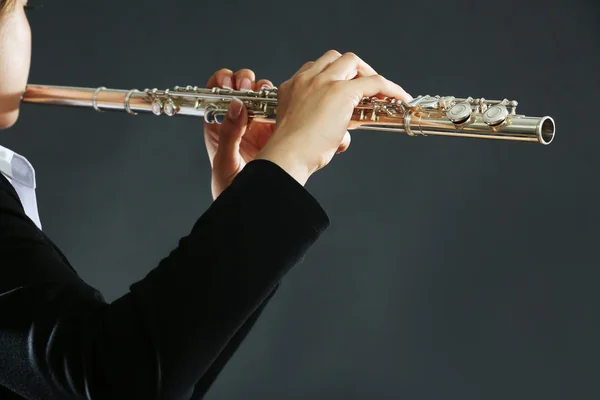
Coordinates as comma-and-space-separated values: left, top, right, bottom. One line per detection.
0, 11, 32, 85
0, 11, 32, 128
13, 13, 32, 79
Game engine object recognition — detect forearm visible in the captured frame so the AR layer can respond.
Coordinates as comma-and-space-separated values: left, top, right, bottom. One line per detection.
127, 159, 328, 398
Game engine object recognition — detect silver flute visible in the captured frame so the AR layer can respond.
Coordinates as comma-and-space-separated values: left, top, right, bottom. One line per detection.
22, 84, 555, 145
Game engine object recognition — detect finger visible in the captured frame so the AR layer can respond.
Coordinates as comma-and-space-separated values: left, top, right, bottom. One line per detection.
309, 49, 343, 75
206, 68, 234, 89
234, 69, 256, 91
255, 79, 274, 90
215, 98, 248, 159
322, 52, 378, 81
346, 75, 413, 103
292, 61, 315, 78
336, 131, 351, 154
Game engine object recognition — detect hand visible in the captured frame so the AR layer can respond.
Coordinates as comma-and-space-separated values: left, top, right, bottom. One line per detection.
257, 50, 412, 186
204, 69, 276, 200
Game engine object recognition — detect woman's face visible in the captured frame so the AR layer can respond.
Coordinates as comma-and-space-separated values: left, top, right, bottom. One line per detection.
0, 0, 32, 129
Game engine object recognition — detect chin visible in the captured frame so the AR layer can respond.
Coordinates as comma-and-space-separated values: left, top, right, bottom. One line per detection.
0, 110, 20, 130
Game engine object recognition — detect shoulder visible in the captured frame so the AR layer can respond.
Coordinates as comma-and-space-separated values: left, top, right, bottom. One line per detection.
0, 172, 21, 207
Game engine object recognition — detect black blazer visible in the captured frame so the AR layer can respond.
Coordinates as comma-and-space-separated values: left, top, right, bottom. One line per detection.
0, 159, 329, 399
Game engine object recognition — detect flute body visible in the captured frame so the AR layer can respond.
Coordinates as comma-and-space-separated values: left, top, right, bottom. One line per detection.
22, 84, 555, 145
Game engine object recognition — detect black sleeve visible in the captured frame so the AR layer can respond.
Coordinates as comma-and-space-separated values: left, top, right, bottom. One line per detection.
0, 159, 329, 400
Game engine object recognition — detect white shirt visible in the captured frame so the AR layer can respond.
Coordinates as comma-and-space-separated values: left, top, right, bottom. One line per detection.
0, 144, 42, 230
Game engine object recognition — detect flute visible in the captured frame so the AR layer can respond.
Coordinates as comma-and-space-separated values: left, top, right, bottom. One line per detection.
22, 84, 555, 145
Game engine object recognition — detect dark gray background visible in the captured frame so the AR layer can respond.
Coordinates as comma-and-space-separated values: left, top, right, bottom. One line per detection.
4, 0, 599, 398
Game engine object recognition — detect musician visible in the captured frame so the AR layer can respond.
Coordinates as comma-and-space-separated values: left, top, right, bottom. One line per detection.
0, 1, 411, 399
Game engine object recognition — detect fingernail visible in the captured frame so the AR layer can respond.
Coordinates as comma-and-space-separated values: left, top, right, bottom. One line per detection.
260, 84, 271, 90
228, 98, 243, 120
222, 76, 233, 89
239, 77, 252, 90
406, 93, 414, 100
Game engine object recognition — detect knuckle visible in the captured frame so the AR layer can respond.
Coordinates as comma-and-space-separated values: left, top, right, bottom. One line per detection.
279, 80, 294, 96
326, 49, 342, 57
312, 74, 330, 87
329, 80, 348, 95
295, 71, 312, 86
343, 52, 360, 63
278, 80, 290, 91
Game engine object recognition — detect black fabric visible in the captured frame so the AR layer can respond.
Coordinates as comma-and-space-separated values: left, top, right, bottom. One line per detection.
0, 159, 329, 400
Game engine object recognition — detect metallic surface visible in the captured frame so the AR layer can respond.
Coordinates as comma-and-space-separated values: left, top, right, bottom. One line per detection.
22, 85, 555, 145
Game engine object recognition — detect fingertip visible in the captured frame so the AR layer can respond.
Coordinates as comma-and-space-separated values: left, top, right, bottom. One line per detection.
207, 68, 233, 88
239, 77, 253, 91
222, 75, 233, 89
395, 83, 413, 102
337, 131, 351, 154
217, 99, 248, 150
256, 79, 274, 90
378, 77, 410, 102
234, 69, 256, 90
226, 97, 246, 122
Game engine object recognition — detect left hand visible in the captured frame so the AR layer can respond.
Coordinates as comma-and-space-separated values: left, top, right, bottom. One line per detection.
204, 68, 276, 200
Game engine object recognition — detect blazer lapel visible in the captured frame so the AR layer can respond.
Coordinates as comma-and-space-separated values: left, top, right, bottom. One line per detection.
0, 172, 79, 276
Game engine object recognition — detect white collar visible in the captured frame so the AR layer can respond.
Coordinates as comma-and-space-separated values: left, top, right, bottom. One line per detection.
0, 144, 36, 188
0, 145, 15, 180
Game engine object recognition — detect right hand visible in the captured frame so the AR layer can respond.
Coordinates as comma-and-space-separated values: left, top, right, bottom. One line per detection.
256, 50, 412, 185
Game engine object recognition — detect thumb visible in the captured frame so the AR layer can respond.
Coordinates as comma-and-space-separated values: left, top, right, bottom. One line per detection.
336, 131, 351, 154
214, 98, 248, 161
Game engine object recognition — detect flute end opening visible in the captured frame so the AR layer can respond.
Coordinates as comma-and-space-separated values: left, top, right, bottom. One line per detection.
539, 117, 555, 145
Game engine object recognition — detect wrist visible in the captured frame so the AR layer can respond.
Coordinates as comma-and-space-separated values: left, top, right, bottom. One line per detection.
256, 146, 312, 186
